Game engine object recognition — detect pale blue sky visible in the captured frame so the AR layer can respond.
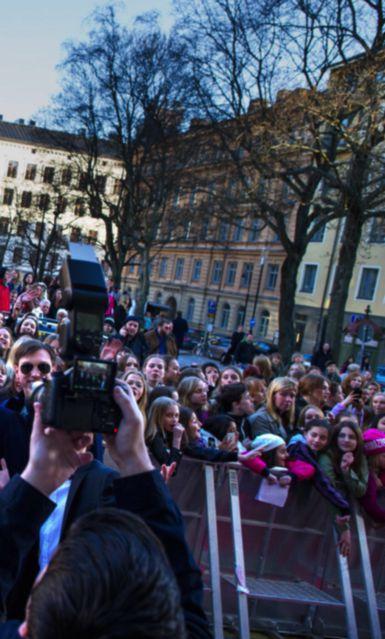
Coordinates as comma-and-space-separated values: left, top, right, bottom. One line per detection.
0, 1, 172, 122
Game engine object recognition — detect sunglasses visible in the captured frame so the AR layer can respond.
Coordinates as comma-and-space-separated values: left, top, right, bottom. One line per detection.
19, 362, 51, 375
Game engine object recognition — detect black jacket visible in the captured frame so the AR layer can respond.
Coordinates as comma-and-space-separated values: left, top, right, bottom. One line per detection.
0, 470, 210, 639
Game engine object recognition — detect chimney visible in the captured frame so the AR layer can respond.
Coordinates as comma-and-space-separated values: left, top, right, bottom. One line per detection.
29, 120, 36, 126
0, 115, 3, 121
17, 118, 25, 125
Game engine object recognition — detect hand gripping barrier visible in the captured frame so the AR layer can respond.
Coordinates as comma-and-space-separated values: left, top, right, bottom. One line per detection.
169, 458, 384, 639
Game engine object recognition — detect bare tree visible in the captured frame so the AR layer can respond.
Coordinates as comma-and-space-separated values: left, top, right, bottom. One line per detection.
174, 0, 385, 361
45, 6, 197, 314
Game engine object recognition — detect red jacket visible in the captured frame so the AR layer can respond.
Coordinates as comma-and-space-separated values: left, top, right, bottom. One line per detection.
0, 282, 10, 312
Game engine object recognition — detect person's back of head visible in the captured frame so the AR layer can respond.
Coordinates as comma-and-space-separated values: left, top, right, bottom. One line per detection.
27, 508, 186, 639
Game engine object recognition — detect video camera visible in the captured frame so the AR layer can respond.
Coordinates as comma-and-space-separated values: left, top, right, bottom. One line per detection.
33, 243, 121, 433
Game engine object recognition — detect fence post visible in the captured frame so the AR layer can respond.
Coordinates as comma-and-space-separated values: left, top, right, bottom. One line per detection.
333, 529, 359, 639
204, 464, 224, 639
353, 505, 382, 639
228, 468, 250, 639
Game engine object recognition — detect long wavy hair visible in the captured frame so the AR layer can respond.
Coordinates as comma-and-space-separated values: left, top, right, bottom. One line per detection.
328, 419, 364, 476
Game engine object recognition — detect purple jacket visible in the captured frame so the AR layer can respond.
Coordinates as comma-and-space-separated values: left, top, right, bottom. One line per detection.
288, 441, 350, 514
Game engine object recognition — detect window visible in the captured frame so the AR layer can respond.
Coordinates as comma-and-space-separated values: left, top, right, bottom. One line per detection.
74, 198, 85, 216
211, 260, 223, 284
192, 259, 202, 282
199, 219, 210, 241
236, 306, 245, 327
128, 261, 136, 275
259, 310, 270, 337
43, 166, 55, 184
0, 217, 9, 234
78, 172, 88, 191
56, 196, 67, 214
240, 263, 253, 288
218, 222, 229, 242
61, 167, 72, 186
113, 178, 123, 195
158, 257, 168, 278
13, 246, 23, 264
248, 220, 260, 242
265, 264, 279, 290
70, 226, 81, 242
87, 230, 98, 245
35, 222, 45, 238
21, 191, 32, 208
175, 257, 185, 280
7, 161, 18, 178
232, 221, 243, 242
220, 302, 231, 329
300, 264, 318, 294
186, 297, 195, 322
96, 175, 107, 193
3, 188, 13, 205
39, 193, 50, 211
310, 223, 326, 242
17, 220, 28, 236
225, 261, 237, 286
25, 164, 37, 180
357, 267, 379, 300
369, 218, 385, 243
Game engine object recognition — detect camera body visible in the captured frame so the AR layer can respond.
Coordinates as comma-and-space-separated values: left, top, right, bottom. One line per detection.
35, 243, 121, 433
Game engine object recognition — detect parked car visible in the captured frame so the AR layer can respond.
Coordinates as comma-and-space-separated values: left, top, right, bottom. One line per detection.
375, 365, 385, 388
207, 335, 232, 361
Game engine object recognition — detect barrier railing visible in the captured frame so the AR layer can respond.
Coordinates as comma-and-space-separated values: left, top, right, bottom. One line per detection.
169, 458, 384, 639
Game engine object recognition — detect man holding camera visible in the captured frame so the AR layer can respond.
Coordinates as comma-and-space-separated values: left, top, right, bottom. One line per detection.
0, 383, 210, 639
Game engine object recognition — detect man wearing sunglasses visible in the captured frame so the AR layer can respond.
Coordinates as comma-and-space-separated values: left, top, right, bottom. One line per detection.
0, 339, 55, 477
15, 345, 53, 398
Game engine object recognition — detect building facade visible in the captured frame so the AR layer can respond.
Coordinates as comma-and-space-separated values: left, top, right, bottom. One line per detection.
0, 118, 119, 277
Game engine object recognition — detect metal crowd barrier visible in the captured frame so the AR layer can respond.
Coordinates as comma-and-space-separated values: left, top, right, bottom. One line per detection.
169, 458, 385, 638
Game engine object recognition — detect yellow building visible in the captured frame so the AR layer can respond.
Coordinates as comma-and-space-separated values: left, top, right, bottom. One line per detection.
295, 217, 385, 364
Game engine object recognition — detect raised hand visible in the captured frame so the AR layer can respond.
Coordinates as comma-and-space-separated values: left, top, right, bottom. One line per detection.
105, 382, 153, 477
21, 402, 93, 496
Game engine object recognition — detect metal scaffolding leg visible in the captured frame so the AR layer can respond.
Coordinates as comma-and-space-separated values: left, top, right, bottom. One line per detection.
353, 506, 382, 639
204, 464, 224, 639
228, 468, 250, 639
333, 528, 359, 639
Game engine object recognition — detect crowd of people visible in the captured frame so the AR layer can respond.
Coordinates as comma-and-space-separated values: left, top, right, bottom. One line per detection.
0, 266, 384, 635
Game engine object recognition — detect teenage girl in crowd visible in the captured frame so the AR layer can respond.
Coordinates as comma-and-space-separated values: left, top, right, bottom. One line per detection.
163, 355, 181, 386
359, 429, 385, 523
215, 383, 255, 442
177, 376, 209, 423
201, 362, 220, 397
0, 327, 13, 361
195, 412, 281, 480
319, 421, 369, 555
123, 370, 148, 420
248, 377, 297, 441
288, 419, 351, 518
142, 355, 165, 390
145, 397, 185, 469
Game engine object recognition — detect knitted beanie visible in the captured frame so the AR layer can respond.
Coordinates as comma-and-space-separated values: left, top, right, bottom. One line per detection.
363, 429, 385, 457
251, 433, 286, 452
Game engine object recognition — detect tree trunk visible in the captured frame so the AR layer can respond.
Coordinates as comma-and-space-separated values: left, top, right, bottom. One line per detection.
324, 146, 369, 362
136, 248, 151, 317
325, 206, 365, 362
278, 253, 302, 364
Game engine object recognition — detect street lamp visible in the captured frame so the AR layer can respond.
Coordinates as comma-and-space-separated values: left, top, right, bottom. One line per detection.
251, 248, 267, 333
